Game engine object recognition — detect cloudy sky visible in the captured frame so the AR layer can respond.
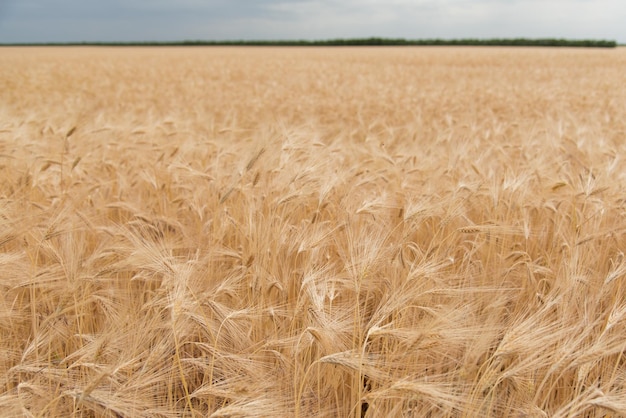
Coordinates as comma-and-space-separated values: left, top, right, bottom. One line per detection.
0, 0, 624, 43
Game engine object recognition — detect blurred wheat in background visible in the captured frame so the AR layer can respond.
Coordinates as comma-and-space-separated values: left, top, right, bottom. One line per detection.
1, 46, 626, 417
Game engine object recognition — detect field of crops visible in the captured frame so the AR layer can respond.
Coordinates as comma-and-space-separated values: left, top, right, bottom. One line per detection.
2, 46, 626, 417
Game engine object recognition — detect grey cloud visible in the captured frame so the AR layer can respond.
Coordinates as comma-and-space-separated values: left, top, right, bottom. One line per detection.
0, 0, 624, 43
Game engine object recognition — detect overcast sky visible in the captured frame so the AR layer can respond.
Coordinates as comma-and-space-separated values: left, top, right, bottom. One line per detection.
0, 0, 624, 43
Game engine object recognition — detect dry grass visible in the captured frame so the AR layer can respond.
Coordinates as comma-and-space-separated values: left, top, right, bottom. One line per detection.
1, 46, 626, 417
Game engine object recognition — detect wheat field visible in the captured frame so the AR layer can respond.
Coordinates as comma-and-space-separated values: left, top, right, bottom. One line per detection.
1, 46, 626, 417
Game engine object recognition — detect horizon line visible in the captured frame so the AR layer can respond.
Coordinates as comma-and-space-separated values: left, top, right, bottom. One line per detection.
0, 37, 619, 48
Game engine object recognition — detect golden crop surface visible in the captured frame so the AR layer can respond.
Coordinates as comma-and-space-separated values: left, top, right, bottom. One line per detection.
1, 46, 626, 417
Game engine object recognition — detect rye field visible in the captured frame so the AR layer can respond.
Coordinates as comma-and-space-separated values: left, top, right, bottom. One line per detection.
1, 46, 626, 417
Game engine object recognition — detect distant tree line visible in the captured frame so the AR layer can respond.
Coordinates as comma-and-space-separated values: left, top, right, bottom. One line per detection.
2, 38, 618, 48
